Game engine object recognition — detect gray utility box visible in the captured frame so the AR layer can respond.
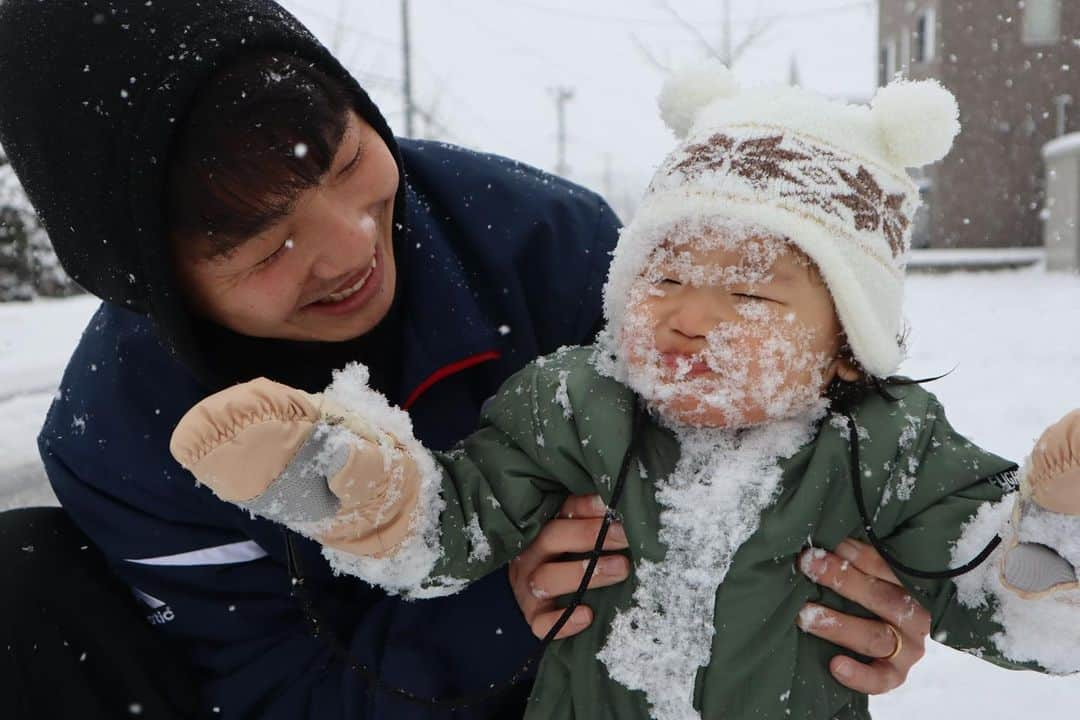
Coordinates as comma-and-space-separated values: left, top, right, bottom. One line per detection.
1043, 133, 1080, 272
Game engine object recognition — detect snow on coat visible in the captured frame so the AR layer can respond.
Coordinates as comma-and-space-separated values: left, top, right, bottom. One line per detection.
321, 347, 1076, 720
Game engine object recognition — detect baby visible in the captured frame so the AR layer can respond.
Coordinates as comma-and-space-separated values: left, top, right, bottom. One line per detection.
172, 65, 1080, 720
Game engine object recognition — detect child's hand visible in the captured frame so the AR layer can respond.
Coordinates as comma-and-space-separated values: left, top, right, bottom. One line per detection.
1000, 410, 1080, 598
170, 377, 421, 557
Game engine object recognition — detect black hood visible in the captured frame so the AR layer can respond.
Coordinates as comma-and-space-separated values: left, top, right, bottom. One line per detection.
0, 0, 408, 393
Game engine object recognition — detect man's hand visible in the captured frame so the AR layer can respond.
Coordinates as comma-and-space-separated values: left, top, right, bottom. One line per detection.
509, 506, 929, 690
508, 495, 631, 640
797, 538, 931, 695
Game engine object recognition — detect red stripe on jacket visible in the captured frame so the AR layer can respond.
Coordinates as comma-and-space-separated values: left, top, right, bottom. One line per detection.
402, 350, 502, 410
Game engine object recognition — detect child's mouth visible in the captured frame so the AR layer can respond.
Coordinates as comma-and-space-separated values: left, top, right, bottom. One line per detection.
660, 353, 714, 378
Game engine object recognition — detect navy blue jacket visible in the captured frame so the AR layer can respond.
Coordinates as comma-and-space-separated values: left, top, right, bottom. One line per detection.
39, 140, 619, 719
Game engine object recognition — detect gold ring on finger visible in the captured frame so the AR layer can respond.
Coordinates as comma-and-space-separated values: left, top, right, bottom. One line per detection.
883, 623, 903, 662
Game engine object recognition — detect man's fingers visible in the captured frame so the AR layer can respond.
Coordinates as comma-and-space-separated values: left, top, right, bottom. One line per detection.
527, 555, 631, 600
798, 548, 931, 635
532, 517, 629, 556
529, 605, 594, 640
829, 656, 906, 695
556, 494, 609, 520
798, 545, 931, 695
834, 538, 901, 585
796, 603, 904, 660
798, 601, 926, 694
509, 510, 632, 641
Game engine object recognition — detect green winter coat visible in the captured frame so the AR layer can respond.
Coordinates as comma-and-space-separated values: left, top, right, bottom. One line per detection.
425, 347, 1026, 719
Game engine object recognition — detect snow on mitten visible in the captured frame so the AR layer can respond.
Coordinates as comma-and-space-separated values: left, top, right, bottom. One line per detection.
170, 378, 421, 558
1000, 410, 1080, 598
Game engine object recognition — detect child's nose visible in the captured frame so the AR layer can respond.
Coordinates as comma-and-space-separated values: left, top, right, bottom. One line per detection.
666, 289, 727, 340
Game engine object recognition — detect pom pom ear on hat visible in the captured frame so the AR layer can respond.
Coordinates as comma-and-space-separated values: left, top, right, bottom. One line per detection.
871, 79, 960, 167
658, 60, 740, 139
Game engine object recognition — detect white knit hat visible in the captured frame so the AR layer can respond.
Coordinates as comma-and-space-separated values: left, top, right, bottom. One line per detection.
603, 61, 960, 378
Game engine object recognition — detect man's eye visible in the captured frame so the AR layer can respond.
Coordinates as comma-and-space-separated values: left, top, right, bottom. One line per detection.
658, 278, 682, 286
732, 292, 770, 302
337, 141, 364, 178
252, 238, 291, 271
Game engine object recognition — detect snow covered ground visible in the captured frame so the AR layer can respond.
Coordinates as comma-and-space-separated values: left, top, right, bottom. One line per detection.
2, 268, 1079, 713
0, 294, 98, 507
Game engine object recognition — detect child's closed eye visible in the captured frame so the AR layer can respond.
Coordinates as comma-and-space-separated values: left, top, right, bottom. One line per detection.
732, 292, 772, 302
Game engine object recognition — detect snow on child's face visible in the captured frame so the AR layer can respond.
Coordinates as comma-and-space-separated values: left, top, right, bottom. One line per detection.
620, 228, 844, 428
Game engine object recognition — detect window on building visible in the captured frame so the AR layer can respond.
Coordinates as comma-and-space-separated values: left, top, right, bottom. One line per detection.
1022, 0, 1062, 46
913, 9, 936, 63
879, 38, 897, 86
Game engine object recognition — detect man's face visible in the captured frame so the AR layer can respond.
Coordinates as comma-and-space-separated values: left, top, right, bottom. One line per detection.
174, 111, 399, 342
621, 230, 848, 428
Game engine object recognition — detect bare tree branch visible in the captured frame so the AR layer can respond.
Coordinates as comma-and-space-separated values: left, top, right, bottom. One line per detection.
413, 86, 454, 142
647, 0, 779, 66
654, 0, 724, 62
730, 12, 776, 64
418, 88, 449, 141
630, 32, 673, 73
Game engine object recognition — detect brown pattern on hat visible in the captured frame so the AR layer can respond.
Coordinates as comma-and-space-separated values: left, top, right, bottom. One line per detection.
671, 133, 736, 175
798, 164, 837, 187
784, 188, 843, 219
663, 130, 914, 258
834, 167, 909, 257
671, 133, 811, 189
880, 195, 910, 257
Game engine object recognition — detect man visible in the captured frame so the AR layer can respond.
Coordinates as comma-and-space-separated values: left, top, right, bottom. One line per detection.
0, 1, 932, 717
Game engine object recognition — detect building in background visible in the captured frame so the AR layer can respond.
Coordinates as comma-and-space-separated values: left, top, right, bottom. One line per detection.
878, 0, 1079, 248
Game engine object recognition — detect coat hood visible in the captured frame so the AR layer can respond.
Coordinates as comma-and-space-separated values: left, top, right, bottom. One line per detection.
0, 0, 407, 392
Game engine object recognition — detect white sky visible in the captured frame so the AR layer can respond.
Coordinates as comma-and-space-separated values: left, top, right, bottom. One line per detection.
277, 0, 878, 215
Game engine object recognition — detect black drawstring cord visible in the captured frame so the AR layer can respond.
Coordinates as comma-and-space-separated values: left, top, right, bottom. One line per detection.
281, 396, 997, 706
283, 398, 647, 710
841, 411, 1001, 580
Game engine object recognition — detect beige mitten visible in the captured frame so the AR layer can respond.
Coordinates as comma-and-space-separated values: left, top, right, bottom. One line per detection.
1000, 410, 1080, 598
1024, 409, 1080, 515
170, 378, 421, 558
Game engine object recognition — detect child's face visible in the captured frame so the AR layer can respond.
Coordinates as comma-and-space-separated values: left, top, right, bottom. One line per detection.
621, 229, 850, 428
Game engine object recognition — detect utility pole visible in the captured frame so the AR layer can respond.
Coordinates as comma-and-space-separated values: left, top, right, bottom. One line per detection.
721, 0, 732, 65
401, 0, 416, 138
330, 0, 347, 53
602, 153, 614, 200
788, 53, 801, 86
551, 86, 574, 177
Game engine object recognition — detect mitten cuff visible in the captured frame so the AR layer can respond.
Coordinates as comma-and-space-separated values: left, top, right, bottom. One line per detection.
1000, 498, 1080, 599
